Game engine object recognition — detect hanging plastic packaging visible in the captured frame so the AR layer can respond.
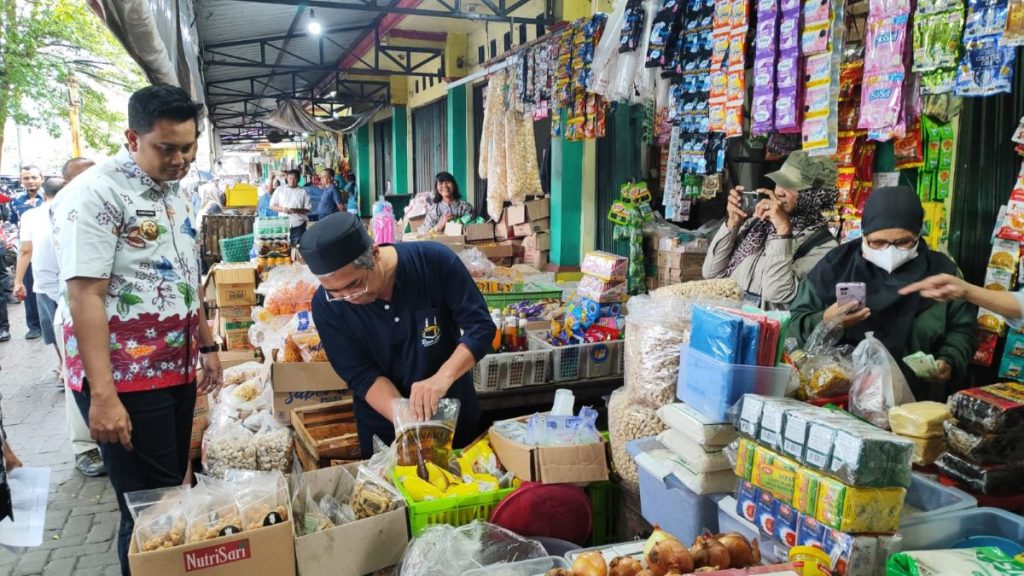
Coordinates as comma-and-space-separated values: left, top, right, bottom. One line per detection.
849, 332, 916, 429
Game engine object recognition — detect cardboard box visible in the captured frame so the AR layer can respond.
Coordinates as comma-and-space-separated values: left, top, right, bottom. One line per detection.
524, 249, 549, 270
513, 222, 537, 238
128, 520, 296, 576
211, 265, 258, 307
464, 222, 496, 243
294, 464, 409, 576
218, 306, 254, 351
529, 218, 550, 231
218, 350, 259, 369
500, 239, 526, 258
444, 221, 465, 236
523, 232, 551, 252
489, 424, 609, 484
190, 394, 209, 461
505, 204, 528, 226
476, 243, 515, 260
495, 222, 511, 241
525, 198, 550, 221
425, 235, 465, 249
271, 362, 348, 426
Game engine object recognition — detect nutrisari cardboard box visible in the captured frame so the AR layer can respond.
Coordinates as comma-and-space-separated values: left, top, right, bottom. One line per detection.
270, 361, 348, 426
294, 464, 409, 576
128, 520, 296, 576
489, 420, 609, 484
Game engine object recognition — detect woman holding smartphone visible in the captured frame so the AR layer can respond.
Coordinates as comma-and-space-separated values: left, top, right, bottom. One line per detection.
789, 185, 978, 401
703, 152, 840, 310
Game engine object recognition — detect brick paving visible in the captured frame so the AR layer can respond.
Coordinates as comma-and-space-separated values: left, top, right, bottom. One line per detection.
0, 304, 121, 576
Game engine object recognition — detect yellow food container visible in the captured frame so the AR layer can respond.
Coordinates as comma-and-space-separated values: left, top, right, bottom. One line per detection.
225, 183, 258, 207
788, 546, 832, 576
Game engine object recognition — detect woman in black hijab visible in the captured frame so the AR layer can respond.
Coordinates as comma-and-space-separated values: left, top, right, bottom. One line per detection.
788, 186, 978, 401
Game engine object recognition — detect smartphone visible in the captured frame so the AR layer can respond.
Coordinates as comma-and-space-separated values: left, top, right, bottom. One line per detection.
836, 282, 867, 309
740, 190, 761, 215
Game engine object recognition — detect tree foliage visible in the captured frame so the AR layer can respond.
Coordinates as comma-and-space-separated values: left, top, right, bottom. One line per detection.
0, 0, 145, 164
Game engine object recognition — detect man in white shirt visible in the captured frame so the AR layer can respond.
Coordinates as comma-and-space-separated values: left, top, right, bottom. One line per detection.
270, 169, 312, 246
14, 177, 64, 371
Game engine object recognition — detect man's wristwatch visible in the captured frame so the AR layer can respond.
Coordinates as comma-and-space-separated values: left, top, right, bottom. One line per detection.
199, 344, 219, 354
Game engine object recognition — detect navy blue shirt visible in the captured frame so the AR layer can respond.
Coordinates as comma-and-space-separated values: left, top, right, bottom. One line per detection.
312, 241, 492, 457
316, 184, 344, 219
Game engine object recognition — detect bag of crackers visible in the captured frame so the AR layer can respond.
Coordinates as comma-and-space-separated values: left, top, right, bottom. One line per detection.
126, 486, 188, 552
789, 316, 855, 400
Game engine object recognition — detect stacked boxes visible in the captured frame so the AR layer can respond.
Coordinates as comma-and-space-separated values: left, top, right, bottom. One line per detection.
495, 198, 551, 269
937, 383, 1024, 494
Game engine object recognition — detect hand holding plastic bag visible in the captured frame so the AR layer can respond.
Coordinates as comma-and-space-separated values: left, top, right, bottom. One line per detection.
850, 332, 916, 429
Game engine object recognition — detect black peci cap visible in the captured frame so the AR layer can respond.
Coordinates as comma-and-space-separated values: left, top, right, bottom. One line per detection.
297, 212, 373, 275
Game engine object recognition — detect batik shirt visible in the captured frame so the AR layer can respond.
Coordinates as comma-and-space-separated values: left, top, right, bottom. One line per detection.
52, 148, 201, 393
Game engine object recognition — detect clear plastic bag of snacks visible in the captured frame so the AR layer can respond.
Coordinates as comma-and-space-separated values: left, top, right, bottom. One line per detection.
126, 486, 188, 552
392, 399, 461, 478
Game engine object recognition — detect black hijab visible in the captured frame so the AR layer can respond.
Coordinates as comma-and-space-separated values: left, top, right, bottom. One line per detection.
806, 187, 957, 360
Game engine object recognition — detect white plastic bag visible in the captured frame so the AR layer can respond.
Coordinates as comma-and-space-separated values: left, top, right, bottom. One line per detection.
850, 332, 916, 429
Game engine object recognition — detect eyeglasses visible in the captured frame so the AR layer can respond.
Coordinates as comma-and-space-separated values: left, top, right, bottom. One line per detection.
326, 269, 370, 302
865, 236, 918, 250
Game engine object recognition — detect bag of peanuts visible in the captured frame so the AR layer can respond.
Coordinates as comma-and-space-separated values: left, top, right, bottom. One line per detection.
126, 486, 188, 552
608, 387, 666, 493
202, 414, 257, 478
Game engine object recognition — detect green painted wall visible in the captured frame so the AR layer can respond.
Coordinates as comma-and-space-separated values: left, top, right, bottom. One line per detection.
392, 106, 409, 194
551, 128, 584, 267
356, 126, 372, 218
447, 85, 468, 191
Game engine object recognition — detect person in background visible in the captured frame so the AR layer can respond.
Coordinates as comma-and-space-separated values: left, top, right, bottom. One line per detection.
258, 170, 284, 218
304, 172, 326, 221
13, 165, 43, 339
300, 212, 491, 457
344, 172, 359, 213
316, 167, 348, 219
14, 177, 65, 385
789, 186, 977, 401
901, 274, 1024, 329
270, 169, 312, 245
703, 152, 839, 310
421, 172, 474, 233
46, 158, 107, 478
52, 84, 222, 575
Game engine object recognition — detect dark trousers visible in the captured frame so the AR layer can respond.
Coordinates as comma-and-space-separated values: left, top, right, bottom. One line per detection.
0, 246, 9, 331
290, 223, 307, 247
24, 264, 39, 332
74, 381, 196, 576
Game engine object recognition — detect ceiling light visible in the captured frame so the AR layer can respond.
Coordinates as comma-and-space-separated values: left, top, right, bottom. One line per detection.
308, 9, 322, 35
327, 91, 337, 98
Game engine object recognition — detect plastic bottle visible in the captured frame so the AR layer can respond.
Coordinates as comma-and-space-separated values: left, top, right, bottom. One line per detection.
490, 309, 503, 353
517, 313, 529, 352
503, 308, 517, 352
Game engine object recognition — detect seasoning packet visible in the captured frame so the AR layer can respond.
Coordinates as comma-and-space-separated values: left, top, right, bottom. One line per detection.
955, 35, 1015, 96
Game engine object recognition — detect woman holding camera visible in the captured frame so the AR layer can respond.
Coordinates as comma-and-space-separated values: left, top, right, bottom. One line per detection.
703, 152, 840, 310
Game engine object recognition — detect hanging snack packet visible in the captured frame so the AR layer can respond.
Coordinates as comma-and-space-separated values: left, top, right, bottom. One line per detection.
777, 49, 801, 89
779, 13, 801, 52
859, 71, 905, 133
776, 86, 801, 131
752, 89, 776, 135
894, 119, 925, 170
965, 0, 1010, 40
865, 14, 910, 74
1004, 0, 1024, 44
955, 35, 1015, 96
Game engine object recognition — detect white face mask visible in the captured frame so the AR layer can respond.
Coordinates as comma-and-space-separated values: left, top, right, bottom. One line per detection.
862, 243, 918, 273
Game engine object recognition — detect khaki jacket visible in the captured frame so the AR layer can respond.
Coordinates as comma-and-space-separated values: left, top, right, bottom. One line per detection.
702, 222, 837, 310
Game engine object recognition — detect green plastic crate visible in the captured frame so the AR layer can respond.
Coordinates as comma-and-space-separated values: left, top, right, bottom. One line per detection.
481, 283, 563, 309
394, 472, 517, 536
586, 481, 619, 546
219, 233, 254, 262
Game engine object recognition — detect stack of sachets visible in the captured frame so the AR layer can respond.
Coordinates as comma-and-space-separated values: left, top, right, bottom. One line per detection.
937, 383, 1024, 494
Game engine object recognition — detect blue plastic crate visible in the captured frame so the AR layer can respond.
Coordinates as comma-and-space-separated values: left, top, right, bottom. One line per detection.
677, 346, 795, 422
627, 438, 720, 544
899, 507, 1024, 552
900, 472, 977, 524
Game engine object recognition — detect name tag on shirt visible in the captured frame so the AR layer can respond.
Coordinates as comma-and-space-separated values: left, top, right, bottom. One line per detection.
136, 210, 157, 217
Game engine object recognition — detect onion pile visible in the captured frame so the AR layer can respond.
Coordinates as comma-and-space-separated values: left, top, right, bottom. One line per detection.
549, 528, 761, 576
